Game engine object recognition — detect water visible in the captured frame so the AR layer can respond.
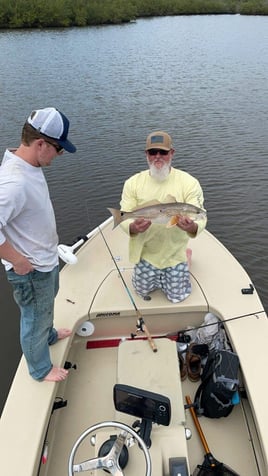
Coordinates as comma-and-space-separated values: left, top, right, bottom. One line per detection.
0, 15, 267, 414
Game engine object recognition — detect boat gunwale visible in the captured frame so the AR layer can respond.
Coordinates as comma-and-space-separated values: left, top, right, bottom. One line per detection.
1, 219, 268, 475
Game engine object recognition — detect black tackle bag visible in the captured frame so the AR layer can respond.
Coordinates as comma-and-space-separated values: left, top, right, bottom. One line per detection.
194, 349, 239, 418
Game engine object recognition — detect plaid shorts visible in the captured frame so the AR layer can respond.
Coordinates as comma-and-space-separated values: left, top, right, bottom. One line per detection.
132, 259, 191, 303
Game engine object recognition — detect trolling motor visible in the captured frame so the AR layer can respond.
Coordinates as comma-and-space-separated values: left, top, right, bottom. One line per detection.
58, 235, 89, 265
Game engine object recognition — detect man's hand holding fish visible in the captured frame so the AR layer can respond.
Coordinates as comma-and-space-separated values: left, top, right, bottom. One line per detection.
129, 218, 151, 235
176, 215, 198, 235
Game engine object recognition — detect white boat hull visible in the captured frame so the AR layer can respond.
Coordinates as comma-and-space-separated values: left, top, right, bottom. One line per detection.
1, 218, 267, 475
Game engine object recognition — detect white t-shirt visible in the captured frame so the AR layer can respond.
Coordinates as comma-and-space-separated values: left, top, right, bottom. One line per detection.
0, 149, 59, 271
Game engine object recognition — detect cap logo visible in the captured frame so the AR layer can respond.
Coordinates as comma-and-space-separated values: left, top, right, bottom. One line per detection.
151, 135, 164, 144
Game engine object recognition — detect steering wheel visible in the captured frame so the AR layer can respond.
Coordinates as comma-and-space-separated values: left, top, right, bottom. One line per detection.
68, 421, 151, 475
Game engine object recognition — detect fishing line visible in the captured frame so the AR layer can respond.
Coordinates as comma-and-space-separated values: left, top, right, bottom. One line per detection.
98, 226, 157, 352
165, 309, 266, 339
98, 226, 140, 315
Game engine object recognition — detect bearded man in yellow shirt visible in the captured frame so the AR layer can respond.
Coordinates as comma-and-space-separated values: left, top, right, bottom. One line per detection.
120, 131, 207, 303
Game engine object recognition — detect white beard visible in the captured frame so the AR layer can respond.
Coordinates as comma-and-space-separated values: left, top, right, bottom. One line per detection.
148, 159, 171, 182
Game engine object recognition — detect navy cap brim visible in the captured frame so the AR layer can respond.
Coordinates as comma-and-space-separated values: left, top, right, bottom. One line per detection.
57, 139, 76, 153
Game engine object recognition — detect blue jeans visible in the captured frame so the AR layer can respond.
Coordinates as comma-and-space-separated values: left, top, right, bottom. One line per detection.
6, 266, 59, 380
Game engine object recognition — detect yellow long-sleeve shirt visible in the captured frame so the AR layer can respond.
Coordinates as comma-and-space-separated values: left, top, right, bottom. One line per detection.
120, 167, 207, 269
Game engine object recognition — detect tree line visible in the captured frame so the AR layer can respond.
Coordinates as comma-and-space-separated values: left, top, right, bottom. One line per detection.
0, 0, 267, 29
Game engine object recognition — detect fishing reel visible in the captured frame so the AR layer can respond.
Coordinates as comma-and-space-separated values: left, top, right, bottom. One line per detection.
176, 332, 191, 344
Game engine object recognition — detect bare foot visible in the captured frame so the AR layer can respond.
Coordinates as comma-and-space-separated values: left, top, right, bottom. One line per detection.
44, 366, 69, 382
57, 328, 72, 339
186, 248, 192, 268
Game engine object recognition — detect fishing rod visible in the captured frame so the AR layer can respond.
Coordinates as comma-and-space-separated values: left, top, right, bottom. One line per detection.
164, 309, 266, 342
98, 226, 157, 353
57, 217, 156, 350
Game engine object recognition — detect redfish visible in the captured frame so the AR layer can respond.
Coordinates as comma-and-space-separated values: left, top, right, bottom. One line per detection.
108, 199, 206, 229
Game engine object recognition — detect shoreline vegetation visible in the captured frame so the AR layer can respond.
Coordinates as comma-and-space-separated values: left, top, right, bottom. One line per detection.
0, 0, 268, 29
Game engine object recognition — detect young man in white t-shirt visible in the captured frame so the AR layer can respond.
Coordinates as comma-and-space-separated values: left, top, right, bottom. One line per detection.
0, 107, 76, 382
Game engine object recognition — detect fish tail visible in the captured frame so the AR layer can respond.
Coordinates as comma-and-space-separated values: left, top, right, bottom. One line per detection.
107, 208, 123, 228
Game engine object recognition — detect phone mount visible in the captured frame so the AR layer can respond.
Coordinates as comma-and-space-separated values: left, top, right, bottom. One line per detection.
113, 384, 171, 448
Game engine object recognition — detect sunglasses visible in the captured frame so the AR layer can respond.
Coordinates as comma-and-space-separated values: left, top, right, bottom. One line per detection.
147, 149, 170, 156
45, 140, 63, 154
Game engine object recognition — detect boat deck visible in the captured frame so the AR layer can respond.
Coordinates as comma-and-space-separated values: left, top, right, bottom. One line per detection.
1, 221, 268, 476
39, 337, 260, 476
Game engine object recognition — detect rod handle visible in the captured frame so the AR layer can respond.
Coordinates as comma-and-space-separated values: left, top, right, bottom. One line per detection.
142, 323, 158, 353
